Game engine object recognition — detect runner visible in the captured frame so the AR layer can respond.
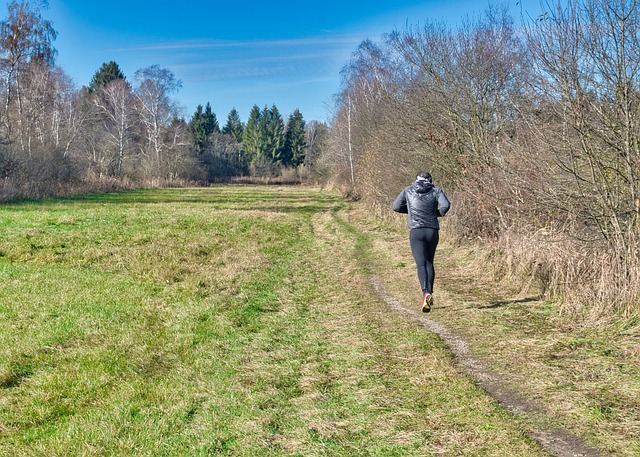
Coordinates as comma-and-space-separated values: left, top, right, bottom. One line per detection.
392, 171, 450, 312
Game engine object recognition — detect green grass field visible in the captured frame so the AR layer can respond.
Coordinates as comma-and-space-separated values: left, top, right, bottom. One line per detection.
0, 186, 548, 456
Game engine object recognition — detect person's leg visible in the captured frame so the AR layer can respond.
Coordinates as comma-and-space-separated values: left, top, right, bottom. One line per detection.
423, 228, 439, 294
410, 228, 439, 312
409, 228, 428, 293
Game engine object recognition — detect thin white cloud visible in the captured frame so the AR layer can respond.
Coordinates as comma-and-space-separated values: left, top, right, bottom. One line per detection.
117, 34, 358, 83
214, 76, 339, 96
173, 61, 331, 83
109, 35, 363, 53
172, 50, 343, 72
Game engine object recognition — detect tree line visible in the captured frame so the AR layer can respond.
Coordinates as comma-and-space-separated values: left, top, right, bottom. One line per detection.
0, 1, 318, 200
319, 0, 640, 321
189, 100, 309, 180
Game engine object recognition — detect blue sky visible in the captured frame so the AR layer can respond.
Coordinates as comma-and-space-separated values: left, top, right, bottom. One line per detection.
5, 0, 538, 123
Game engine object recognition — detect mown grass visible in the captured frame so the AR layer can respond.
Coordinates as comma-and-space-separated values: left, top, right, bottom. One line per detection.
1, 186, 545, 456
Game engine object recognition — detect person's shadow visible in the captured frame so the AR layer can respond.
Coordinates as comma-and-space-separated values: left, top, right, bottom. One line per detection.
479, 297, 539, 309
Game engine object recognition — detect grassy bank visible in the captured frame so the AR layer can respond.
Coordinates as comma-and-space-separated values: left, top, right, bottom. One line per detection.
1, 186, 544, 456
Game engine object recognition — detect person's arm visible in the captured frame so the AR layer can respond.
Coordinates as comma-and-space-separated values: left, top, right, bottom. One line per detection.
392, 189, 408, 213
437, 189, 450, 217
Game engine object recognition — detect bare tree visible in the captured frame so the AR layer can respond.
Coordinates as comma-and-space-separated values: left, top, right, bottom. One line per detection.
327, 39, 402, 196
0, 0, 56, 152
92, 79, 138, 177
52, 70, 89, 158
162, 117, 202, 182
390, 5, 529, 177
527, 0, 640, 249
134, 65, 182, 178
304, 120, 328, 173
324, 6, 531, 218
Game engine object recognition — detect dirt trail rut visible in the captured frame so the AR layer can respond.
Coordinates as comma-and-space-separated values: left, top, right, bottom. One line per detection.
371, 275, 601, 457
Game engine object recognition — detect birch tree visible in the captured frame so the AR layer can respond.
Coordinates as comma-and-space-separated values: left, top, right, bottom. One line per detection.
0, 0, 56, 152
134, 65, 182, 177
92, 79, 137, 177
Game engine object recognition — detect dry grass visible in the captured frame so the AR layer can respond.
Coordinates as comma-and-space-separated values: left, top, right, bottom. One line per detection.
475, 226, 640, 327
353, 202, 640, 457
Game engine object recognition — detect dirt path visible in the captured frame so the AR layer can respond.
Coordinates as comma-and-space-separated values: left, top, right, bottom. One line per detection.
370, 274, 601, 457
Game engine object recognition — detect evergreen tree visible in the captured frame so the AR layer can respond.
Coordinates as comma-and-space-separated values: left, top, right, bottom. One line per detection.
282, 109, 306, 167
188, 102, 219, 154
203, 102, 220, 134
88, 61, 126, 93
242, 104, 262, 163
222, 107, 244, 142
260, 104, 284, 163
189, 104, 207, 154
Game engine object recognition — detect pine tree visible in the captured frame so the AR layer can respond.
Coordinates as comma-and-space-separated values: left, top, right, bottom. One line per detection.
203, 102, 219, 134
189, 102, 220, 154
282, 109, 306, 167
260, 104, 284, 163
189, 104, 207, 154
88, 61, 126, 93
242, 105, 262, 163
222, 108, 244, 142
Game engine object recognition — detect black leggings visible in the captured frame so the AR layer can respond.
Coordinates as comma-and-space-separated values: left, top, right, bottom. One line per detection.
409, 227, 439, 294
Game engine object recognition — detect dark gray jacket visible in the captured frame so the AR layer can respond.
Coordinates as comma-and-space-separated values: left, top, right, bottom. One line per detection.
392, 182, 450, 229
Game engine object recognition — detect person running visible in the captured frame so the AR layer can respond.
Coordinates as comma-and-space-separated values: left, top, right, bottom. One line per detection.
392, 171, 450, 312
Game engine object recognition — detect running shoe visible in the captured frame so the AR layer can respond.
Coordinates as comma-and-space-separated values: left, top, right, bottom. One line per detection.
422, 292, 433, 313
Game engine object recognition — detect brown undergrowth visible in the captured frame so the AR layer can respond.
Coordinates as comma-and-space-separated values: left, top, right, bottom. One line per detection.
480, 227, 640, 325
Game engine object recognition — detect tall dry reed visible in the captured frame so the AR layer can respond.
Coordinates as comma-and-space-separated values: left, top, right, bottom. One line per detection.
476, 225, 640, 328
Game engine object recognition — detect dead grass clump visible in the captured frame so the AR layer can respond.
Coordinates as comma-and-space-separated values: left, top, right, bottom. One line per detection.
230, 166, 310, 186
477, 226, 640, 326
